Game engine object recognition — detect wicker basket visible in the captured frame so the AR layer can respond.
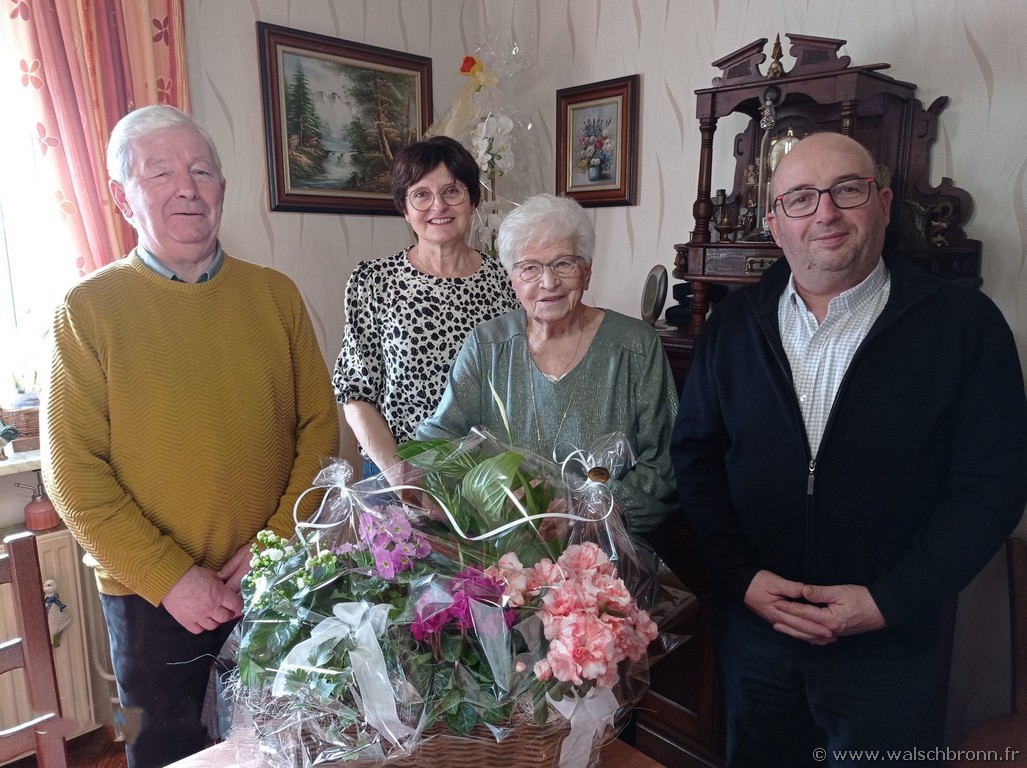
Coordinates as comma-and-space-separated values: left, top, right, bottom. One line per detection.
0, 406, 39, 439
262, 717, 603, 768
386, 719, 601, 768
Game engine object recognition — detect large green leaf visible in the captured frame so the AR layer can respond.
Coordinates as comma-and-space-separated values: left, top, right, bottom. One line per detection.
237, 654, 265, 688
396, 438, 448, 462
462, 451, 525, 525
440, 631, 465, 664
442, 701, 480, 734
242, 616, 302, 664
520, 473, 558, 517
399, 440, 479, 478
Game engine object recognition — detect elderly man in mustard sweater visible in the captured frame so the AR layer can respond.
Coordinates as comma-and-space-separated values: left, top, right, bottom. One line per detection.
42, 106, 340, 768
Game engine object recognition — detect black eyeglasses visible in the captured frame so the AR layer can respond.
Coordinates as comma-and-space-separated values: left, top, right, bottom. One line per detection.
406, 184, 467, 211
513, 256, 581, 282
774, 178, 878, 218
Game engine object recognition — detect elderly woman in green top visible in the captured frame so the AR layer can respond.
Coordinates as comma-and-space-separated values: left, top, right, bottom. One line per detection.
416, 193, 677, 533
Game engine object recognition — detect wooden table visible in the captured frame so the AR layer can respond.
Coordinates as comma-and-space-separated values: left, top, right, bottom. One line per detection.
165, 728, 667, 767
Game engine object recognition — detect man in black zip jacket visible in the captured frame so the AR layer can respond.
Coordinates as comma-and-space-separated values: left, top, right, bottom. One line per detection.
671, 132, 1027, 767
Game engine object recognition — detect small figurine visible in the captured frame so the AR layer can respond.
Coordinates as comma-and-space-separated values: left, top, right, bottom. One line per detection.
43, 578, 72, 647
0, 424, 17, 459
767, 34, 785, 78
744, 163, 760, 209
904, 199, 954, 247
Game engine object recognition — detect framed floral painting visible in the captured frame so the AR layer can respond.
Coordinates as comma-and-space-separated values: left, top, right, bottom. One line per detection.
556, 75, 640, 207
257, 22, 432, 215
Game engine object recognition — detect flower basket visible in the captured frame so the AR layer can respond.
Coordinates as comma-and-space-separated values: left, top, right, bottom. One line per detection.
388, 719, 592, 768
241, 711, 595, 768
228, 428, 668, 768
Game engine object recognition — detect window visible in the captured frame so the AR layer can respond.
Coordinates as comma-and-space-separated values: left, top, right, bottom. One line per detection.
0, 25, 80, 401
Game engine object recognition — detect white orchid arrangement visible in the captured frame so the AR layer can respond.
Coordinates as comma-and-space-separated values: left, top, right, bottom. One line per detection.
471, 113, 515, 182
470, 112, 516, 258
429, 45, 539, 260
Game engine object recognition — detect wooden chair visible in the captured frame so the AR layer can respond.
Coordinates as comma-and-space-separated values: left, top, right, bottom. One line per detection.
0, 531, 72, 767
950, 536, 1027, 767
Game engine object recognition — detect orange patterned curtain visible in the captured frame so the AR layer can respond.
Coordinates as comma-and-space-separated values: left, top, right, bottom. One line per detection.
2, 0, 189, 275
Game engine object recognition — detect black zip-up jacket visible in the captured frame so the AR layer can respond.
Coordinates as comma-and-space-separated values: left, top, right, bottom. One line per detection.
671, 252, 1027, 641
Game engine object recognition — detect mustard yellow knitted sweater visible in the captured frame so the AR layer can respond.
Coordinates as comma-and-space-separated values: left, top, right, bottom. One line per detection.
42, 252, 340, 604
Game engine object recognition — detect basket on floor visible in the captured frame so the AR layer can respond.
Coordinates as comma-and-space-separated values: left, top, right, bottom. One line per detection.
0, 406, 39, 438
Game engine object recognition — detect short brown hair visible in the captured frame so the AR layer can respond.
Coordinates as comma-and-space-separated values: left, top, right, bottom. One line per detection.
390, 136, 481, 213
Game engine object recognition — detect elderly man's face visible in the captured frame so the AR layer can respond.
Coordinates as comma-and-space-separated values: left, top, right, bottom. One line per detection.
110, 125, 225, 264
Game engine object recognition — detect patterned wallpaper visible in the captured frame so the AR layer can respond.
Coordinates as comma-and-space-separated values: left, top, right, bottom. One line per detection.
184, 0, 1026, 739
185, 0, 1027, 363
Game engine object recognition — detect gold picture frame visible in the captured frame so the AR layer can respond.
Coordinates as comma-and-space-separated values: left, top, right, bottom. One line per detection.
257, 22, 432, 215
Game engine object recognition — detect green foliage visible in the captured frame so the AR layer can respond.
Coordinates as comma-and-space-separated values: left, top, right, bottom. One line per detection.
463, 452, 526, 525
399, 439, 562, 567
337, 67, 418, 192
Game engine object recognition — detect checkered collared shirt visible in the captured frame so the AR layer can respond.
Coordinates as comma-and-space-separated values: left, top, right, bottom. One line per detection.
778, 258, 891, 456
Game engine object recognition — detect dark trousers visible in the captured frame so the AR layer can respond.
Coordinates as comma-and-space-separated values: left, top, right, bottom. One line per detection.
100, 593, 237, 768
716, 603, 940, 768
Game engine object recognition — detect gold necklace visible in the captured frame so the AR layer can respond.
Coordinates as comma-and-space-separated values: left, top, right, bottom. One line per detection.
407, 246, 433, 275
529, 364, 584, 454
527, 315, 585, 379
408, 245, 474, 277
527, 322, 586, 453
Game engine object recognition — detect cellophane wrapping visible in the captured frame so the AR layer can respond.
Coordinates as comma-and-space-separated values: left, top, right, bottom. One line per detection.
226, 428, 689, 767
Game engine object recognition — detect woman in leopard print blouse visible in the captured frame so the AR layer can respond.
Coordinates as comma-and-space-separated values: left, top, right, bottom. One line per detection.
333, 137, 519, 478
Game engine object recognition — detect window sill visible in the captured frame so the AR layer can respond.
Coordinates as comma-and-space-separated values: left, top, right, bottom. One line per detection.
0, 448, 41, 477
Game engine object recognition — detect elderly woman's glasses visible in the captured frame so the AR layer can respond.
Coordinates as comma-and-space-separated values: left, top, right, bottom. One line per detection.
406, 184, 467, 211
774, 178, 878, 218
513, 256, 581, 282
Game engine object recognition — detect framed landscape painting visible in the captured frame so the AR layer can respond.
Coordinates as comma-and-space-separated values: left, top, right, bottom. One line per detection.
257, 22, 432, 215
556, 75, 640, 207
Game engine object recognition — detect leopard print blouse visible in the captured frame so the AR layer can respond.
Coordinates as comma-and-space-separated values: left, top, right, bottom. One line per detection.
333, 247, 520, 451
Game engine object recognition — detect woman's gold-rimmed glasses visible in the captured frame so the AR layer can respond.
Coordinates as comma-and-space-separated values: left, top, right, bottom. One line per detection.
406, 184, 467, 211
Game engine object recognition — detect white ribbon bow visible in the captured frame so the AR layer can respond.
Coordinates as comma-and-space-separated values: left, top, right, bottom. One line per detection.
547, 686, 620, 768
271, 601, 414, 747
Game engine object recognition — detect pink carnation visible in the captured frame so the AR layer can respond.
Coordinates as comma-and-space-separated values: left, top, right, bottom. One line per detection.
533, 657, 553, 681
545, 613, 617, 685
559, 542, 612, 577
526, 558, 564, 594
592, 573, 633, 612
521, 541, 659, 690
484, 552, 529, 607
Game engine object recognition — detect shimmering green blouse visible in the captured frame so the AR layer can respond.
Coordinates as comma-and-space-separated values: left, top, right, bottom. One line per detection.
417, 309, 679, 533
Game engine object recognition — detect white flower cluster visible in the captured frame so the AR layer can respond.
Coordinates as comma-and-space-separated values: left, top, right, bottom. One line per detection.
244, 531, 293, 607
471, 113, 515, 178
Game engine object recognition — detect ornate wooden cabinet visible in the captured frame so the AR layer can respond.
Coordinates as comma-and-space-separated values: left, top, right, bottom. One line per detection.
638, 34, 978, 768
671, 33, 980, 338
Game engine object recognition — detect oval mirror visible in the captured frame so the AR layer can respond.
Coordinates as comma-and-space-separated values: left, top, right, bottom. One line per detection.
640, 264, 668, 326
